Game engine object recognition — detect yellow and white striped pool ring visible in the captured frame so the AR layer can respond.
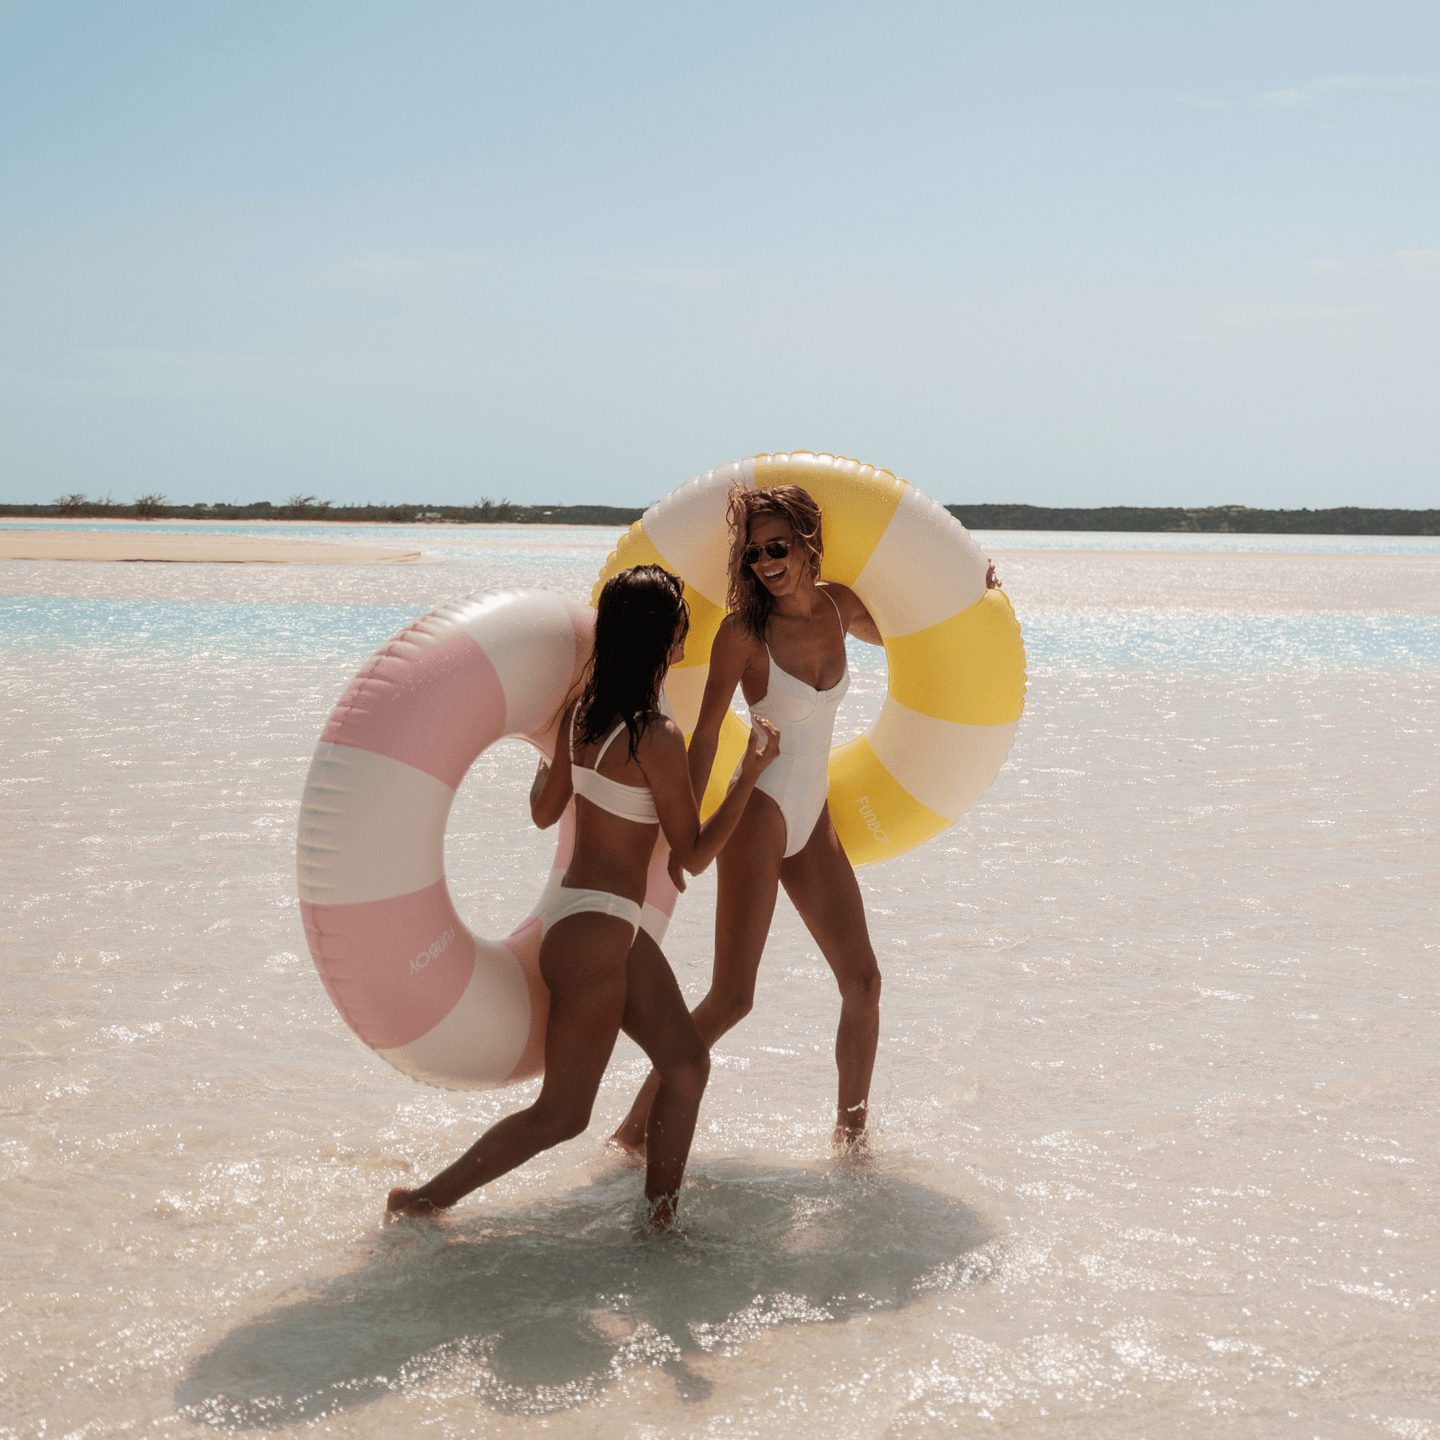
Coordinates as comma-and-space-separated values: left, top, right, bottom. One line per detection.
593, 452, 1026, 865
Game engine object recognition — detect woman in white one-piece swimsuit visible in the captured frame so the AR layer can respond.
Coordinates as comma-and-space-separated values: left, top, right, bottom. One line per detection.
613, 485, 889, 1153
748, 587, 851, 858
388, 565, 778, 1228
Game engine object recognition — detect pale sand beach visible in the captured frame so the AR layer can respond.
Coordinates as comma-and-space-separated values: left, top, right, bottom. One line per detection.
0, 529, 423, 564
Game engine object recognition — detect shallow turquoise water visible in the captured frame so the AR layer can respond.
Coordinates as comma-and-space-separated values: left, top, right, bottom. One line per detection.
4, 594, 1436, 673
3, 535, 1436, 1438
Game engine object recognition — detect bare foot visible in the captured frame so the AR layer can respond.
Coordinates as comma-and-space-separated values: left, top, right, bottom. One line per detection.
641, 1194, 685, 1235
832, 1125, 871, 1156
386, 1186, 443, 1219
606, 1133, 646, 1169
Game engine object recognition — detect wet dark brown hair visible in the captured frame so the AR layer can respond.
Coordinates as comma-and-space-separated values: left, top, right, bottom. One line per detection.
575, 565, 689, 759
724, 485, 824, 639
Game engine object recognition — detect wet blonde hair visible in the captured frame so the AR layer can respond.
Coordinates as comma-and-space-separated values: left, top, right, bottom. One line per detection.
724, 485, 823, 639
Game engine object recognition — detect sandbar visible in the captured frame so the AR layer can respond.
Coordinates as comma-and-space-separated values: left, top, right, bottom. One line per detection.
0, 530, 423, 564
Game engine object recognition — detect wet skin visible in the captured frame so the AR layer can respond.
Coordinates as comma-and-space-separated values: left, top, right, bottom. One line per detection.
388, 621, 778, 1227
612, 516, 886, 1153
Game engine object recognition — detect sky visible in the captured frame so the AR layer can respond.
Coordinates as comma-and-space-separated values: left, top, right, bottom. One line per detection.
2, 1, 1437, 510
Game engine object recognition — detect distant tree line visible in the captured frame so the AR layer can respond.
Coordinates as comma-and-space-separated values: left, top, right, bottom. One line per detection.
3, 495, 1436, 535
943, 503, 1440, 536
2, 494, 647, 526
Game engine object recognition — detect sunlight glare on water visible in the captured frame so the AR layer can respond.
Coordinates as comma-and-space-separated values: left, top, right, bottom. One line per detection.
2, 529, 1436, 1438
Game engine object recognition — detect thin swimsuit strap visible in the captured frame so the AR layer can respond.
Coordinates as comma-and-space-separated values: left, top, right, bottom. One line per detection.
568, 708, 658, 824
593, 720, 629, 766
569, 710, 629, 768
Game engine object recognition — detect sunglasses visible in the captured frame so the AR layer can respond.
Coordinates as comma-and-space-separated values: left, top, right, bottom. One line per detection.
743, 537, 793, 566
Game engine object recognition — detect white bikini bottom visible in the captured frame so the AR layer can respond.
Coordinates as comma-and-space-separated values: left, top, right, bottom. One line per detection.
540, 884, 644, 943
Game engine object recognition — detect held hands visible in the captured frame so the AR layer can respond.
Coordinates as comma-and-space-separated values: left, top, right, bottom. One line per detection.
740, 717, 781, 782
671, 720, 777, 890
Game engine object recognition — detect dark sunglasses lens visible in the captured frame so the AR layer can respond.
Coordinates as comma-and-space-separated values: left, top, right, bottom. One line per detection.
745, 538, 791, 564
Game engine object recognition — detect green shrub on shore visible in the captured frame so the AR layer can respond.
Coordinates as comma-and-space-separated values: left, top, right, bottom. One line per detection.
3, 497, 1436, 535
942, 503, 1439, 536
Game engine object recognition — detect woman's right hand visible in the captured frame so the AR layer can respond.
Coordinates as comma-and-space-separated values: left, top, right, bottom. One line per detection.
740, 717, 781, 782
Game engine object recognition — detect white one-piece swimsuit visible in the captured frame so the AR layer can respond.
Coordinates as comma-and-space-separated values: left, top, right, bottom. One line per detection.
748, 591, 850, 859
542, 715, 659, 942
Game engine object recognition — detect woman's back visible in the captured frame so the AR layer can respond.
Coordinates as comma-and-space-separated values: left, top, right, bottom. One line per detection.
570, 714, 659, 822
566, 706, 662, 903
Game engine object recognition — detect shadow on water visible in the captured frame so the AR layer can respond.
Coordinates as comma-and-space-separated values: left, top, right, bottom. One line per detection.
177, 1159, 991, 1427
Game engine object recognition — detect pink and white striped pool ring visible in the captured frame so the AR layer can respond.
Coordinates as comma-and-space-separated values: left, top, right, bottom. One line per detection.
296, 588, 680, 1090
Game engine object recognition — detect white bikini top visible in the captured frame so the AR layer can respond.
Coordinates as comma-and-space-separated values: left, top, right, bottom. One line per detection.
569, 712, 659, 824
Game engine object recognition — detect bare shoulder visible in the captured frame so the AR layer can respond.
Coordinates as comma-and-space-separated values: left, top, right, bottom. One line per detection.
715, 611, 754, 645
820, 582, 866, 623
636, 711, 688, 780
713, 613, 760, 664
820, 582, 881, 644
639, 710, 685, 753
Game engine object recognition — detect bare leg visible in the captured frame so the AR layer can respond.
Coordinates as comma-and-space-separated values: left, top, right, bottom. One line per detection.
610, 792, 785, 1153
618, 931, 710, 1226
779, 804, 881, 1147
387, 912, 632, 1216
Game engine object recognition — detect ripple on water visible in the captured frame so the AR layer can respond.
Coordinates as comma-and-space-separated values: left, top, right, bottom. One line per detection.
3, 547, 1437, 1438
175, 1162, 990, 1425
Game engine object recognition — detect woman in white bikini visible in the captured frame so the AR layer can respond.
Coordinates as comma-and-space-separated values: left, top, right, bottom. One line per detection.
613, 486, 887, 1152
387, 565, 779, 1226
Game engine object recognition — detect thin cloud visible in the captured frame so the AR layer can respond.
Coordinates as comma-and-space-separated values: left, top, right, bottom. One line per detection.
303, 253, 726, 290
1305, 250, 1440, 275
339, 252, 424, 275
1258, 74, 1433, 106
579, 265, 730, 287
306, 251, 491, 287
1178, 74, 1433, 109
1214, 302, 1384, 326
0, 350, 500, 397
